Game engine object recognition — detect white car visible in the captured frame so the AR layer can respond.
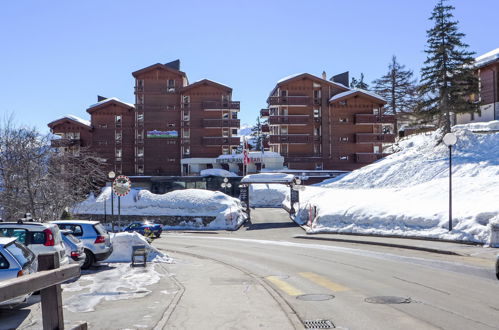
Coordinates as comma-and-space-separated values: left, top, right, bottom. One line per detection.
0, 222, 69, 267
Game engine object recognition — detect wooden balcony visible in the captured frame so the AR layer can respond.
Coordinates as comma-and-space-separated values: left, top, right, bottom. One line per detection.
260, 108, 270, 117
203, 137, 240, 146
269, 115, 310, 125
268, 96, 310, 106
202, 101, 240, 110
202, 119, 240, 128
355, 153, 390, 163
355, 114, 396, 124
269, 135, 313, 144
261, 124, 270, 133
356, 133, 396, 143
50, 138, 81, 148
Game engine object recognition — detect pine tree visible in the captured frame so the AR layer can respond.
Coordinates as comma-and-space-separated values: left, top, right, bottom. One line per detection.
250, 116, 267, 151
372, 55, 418, 115
418, 0, 479, 132
350, 73, 369, 90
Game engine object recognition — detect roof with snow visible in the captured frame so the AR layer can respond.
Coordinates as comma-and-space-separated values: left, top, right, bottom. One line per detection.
270, 73, 349, 97
87, 97, 135, 113
48, 114, 91, 129
329, 89, 387, 104
475, 48, 499, 68
181, 79, 232, 92
241, 173, 297, 184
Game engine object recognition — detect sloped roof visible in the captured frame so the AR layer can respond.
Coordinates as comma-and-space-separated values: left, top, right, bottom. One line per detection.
48, 114, 91, 129
86, 97, 135, 114
475, 48, 499, 68
132, 62, 187, 78
181, 79, 232, 92
329, 89, 387, 104
269, 73, 349, 97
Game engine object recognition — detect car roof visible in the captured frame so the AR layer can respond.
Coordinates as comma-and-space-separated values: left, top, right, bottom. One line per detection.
0, 222, 53, 228
51, 220, 100, 225
0, 236, 18, 246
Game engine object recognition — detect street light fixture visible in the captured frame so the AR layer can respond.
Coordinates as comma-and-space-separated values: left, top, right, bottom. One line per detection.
443, 132, 457, 231
108, 171, 116, 231
221, 177, 232, 194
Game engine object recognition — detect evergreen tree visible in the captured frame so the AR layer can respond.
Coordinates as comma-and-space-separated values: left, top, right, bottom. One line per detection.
350, 73, 369, 90
250, 116, 267, 151
418, 0, 479, 132
372, 55, 418, 115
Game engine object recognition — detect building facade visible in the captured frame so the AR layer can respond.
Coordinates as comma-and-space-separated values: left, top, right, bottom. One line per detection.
261, 72, 395, 171
48, 60, 241, 176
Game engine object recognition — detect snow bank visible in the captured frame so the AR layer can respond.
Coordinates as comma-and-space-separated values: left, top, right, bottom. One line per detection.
250, 184, 289, 207
106, 232, 170, 263
200, 169, 237, 177
296, 122, 499, 243
73, 189, 246, 230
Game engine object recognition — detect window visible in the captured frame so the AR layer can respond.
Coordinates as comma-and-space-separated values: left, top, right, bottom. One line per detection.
339, 100, 347, 106
74, 132, 80, 139
222, 128, 229, 137
183, 147, 190, 155
314, 109, 320, 118
137, 113, 144, 122
137, 165, 144, 174
222, 146, 229, 155
115, 132, 122, 141
315, 163, 323, 170
0, 252, 9, 269
99, 123, 108, 128
167, 79, 175, 92
167, 140, 177, 144
137, 147, 144, 157
314, 144, 321, 154
231, 128, 238, 135
168, 158, 176, 162
136, 79, 144, 89
115, 115, 122, 127
137, 94, 144, 105
270, 108, 278, 116
98, 141, 107, 145
340, 137, 349, 142
231, 112, 238, 119
222, 112, 229, 119
314, 90, 321, 99
137, 130, 144, 141
339, 155, 349, 160
339, 118, 348, 123
183, 112, 190, 121
168, 123, 175, 128
374, 146, 381, 153
314, 127, 321, 136
281, 144, 288, 154
116, 149, 122, 157
183, 95, 190, 105
282, 108, 288, 116
281, 90, 288, 97
222, 95, 229, 106
183, 129, 190, 138
0, 228, 28, 244
280, 126, 288, 134
373, 107, 380, 115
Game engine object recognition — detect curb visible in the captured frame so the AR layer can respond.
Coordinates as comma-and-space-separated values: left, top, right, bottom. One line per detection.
293, 235, 463, 256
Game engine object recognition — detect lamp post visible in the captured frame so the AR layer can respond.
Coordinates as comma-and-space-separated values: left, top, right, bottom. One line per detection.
443, 132, 457, 231
108, 171, 116, 231
221, 177, 232, 195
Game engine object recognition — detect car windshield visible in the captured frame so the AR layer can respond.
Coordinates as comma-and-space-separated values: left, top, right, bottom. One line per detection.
6, 241, 35, 267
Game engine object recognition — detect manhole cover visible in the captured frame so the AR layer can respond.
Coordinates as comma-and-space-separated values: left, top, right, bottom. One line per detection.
365, 296, 411, 304
304, 319, 335, 329
296, 294, 334, 301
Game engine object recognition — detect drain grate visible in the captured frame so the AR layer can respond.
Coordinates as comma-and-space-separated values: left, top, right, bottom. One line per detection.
296, 294, 334, 301
365, 296, 411, 304
303, 319, 335, 329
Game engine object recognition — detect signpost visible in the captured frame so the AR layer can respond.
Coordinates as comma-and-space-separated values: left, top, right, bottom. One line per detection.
112, 175, 132, 231
239, 185, 250, 220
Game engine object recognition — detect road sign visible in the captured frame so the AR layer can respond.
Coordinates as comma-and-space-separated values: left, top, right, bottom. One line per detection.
291, 189, 299, 204
113, 175, 131, 197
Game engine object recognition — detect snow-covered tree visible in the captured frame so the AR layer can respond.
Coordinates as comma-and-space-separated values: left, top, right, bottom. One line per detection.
372, 55, 419, 115
417, 0, 479, 132
350, 73, 369, 90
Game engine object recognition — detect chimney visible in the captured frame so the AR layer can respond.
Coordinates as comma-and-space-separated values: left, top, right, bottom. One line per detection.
97, 95, 107, 102
322, 71, 327, 80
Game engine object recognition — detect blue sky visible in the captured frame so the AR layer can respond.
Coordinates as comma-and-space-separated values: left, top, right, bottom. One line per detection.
1, 0, 498, 132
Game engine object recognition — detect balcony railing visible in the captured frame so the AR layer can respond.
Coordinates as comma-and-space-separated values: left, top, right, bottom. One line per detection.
355, 153, 391, 163
268, 115, 310, 125
260, 108, 270, 117
50, 138, 81, 148
261, 124, 270, 133
202, 119, 240, 128
268, 96, 310, 106
203, 137, 240, 146
355, 114, 396, 124
356, 133, 396, 143
202, 101, 240, 110
269, 135, 314, 144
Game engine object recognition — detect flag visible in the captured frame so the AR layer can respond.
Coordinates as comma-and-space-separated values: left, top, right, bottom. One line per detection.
243, 137, 250, 165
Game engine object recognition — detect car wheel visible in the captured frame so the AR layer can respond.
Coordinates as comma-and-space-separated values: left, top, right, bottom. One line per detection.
82, 250, 94, 269
155, 233, 161, 238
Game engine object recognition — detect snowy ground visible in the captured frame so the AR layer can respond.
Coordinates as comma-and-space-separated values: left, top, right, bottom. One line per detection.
249, 184, 289, 208
292, 121, 499, 244
74, 189, 246, 230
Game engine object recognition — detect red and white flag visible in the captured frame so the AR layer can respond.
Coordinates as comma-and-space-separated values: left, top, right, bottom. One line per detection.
243, 138, 250, 165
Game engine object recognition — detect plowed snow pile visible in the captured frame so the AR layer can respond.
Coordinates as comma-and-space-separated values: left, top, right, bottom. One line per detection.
294, 121, 499, 243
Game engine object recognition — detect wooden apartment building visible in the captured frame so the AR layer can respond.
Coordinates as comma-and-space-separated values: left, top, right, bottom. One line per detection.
48, 60, 241, 176
261, 72, 396, 171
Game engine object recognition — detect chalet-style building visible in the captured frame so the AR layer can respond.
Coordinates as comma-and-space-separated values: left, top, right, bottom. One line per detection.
261, 72, 396, 171
456, 48, 499, 125
48, 60, 241, 176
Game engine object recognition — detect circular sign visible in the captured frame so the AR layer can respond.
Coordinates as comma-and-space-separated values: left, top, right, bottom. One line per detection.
112, 175, 131, 197
443, 132, 457, 146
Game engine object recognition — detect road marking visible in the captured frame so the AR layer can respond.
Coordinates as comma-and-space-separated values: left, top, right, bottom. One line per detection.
298, 272, 349, 292
266, 276, 304, 296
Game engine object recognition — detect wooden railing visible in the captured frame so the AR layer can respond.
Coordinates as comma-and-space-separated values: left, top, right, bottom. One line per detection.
260, 109, 270, 117
202, 119, 240, 128
268, 115, 310, 125
268, 96, 310, 106
203, 137, 240, 146
50, 139, 81, 148
202, 101, 240, 110
269, 135, 314, 144
0, 252, 84, 330
355, 114, 396, 124
356, 133, 396, 143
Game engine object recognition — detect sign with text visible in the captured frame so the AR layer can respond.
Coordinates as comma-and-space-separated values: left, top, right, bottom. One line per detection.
146, 130, 178, 138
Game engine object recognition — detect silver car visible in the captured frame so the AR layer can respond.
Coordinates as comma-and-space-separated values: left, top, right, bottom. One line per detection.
60, 229, 86, 268
51, 220, 113, 269
0, 237, 37, 308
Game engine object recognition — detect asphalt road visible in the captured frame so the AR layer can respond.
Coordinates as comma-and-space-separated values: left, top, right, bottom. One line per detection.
155, 208, 499, 330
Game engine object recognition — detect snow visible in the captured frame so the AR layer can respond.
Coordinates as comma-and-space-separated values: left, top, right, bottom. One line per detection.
475, 47, 499, 68
329, 88, 386, 102
74, 188, 246, 230
87, 97, 134, 110
237, 123, 253, 138
200, 169, 238, 177
106, 232, 170, 263
293, 121, 499, 244
63, 114, 91, 127
277, 73, 305, 84
250, 184, 289, 207
217, 151, 282, 161
241, 173, 296, 183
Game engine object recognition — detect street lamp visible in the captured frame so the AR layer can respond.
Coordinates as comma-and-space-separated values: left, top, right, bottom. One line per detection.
108, 171, 116, 231
443, 132, 457, 231
221, 177, 232, 195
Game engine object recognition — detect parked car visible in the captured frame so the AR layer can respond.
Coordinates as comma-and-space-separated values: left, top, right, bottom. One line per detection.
123, 221, 163, 238
0, 222, 69, 267
51, 220, 113, 269
60, 229, 86, 268
0, 237, 37, 308
495, 254, 499, 280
